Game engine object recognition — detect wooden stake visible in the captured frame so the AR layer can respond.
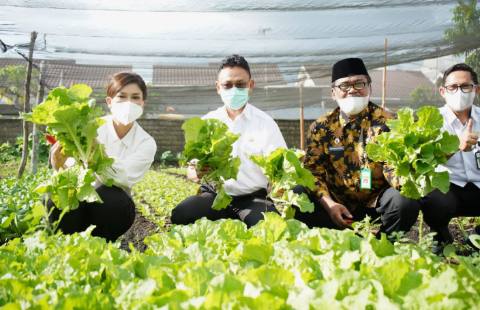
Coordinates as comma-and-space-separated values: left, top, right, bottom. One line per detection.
382, 38, 388, 109
17, 31, 37, 178
31, 60, 45, 174
299, 83, 305, 150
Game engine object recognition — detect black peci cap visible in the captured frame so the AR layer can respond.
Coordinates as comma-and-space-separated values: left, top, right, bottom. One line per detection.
331, 58, 369, 83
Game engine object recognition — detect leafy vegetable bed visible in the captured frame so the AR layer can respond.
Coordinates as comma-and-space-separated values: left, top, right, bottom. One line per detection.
2, 165, 479, 309
1, 213, 479, 309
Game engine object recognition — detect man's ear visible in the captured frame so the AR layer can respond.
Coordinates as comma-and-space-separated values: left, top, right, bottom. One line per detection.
106, 97, 112, 107
439, 86, 446, 98
215, 81, 221, 95
248, 80, 255, 96
331, 88, 336, 101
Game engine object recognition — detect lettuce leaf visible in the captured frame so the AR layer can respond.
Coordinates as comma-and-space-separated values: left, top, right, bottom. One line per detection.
181, 117, 240, 210
366, 106, 459, 199
24, 84, 113, 211
251, 148, 316, 216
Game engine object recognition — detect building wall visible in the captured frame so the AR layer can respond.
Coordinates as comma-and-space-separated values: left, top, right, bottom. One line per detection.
0, 118, 31, 144
0, 117, 315, 158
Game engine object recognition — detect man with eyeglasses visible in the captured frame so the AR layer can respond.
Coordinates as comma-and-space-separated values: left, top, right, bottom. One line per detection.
171, 54, 287, 227
294, 58, 421, 236
421, 63, 480, 251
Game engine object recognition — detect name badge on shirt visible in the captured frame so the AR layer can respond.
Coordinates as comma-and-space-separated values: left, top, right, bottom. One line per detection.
328, 146, 344, 155
475, 151, 480, 170
360, 168, 372, 190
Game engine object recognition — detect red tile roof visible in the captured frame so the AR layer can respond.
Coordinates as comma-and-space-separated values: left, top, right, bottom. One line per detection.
152, 63, 286, 86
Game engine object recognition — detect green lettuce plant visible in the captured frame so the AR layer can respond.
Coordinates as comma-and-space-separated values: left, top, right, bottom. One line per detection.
366, 106, 459, 199
24, 84, 113, 211
251, 148, 315, 217
181, 117, 240, 210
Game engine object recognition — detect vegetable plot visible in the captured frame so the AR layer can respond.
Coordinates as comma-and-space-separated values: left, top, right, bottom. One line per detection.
181, 117, 240, 210
1, 213, 479, 309
24, 84, 113, 211
366, 106, 459, 199
0, 171, 48, 244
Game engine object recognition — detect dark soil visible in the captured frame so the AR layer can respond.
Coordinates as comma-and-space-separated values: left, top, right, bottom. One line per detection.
120, 206, 479, 255
119, 211, 158, 252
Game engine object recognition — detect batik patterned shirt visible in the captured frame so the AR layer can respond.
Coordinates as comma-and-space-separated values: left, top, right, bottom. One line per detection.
305, 102, 398, 210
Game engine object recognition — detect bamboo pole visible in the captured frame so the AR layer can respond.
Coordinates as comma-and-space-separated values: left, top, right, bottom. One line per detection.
31, 60, 45, 174
17, 31, 37, 178
299, 83, 305, 150
382, 38, 388, 109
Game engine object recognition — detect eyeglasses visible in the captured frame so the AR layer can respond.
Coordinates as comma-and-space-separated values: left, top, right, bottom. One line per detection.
444, 84, 477, 94
334, 81, 369, 92
220, 81, 249, 89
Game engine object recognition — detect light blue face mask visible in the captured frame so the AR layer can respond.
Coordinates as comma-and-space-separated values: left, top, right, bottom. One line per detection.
220, 87, 249, 110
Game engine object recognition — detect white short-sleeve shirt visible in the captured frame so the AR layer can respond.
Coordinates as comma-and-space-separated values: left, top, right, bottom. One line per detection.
203, 103, 287, 196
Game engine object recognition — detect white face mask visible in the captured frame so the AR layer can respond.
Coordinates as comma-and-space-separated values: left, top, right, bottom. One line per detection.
110, 101, 143, 125
337, 96, 369, 116
445, 91, 475, 112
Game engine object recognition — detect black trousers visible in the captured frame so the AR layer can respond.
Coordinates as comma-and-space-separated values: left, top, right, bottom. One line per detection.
49, 185, 136, 242
421, 182, 480, 242
171, 185, 279, 228
292, 186, 421, 234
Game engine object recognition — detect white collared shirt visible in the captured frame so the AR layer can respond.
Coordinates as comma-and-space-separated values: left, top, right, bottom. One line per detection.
96, 115, 157, 190
203, 103, 287, 196
438, 105, 480, 188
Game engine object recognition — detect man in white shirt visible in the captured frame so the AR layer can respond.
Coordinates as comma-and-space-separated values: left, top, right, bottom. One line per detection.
171, 55, 287, 227
421, 63, 480, 248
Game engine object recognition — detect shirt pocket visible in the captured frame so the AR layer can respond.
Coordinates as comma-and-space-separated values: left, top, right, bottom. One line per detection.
241, 134, 264, 156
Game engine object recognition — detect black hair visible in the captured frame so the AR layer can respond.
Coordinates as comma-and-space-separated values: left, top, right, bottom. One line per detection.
218, 54, 251, 78
107, 71, 147, 100
442, 63, 478, 86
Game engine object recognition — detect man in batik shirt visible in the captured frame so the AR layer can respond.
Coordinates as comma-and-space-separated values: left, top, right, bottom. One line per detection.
295, 58, 421, 235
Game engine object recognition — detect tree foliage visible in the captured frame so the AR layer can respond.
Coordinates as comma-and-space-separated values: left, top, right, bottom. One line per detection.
445, 0, 480, 74
0, 65, 39, 107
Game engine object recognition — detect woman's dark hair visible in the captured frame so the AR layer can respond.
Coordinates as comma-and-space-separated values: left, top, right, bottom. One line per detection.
442, 63, 478, 86
218, 54, 251, 78
106, 71, 147, 100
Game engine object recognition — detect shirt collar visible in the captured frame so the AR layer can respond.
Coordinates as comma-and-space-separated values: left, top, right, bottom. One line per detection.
221, 102, 252, 121
242, 103, 253, 120
107, 115, 137, 147
442, 104, 480, 126
337, 103, 371, 127
443, 104, 460, 126
471, 105, 480, 123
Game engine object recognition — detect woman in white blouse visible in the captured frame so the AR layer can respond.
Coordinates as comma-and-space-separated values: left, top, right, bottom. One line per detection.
49, 72, 157, 241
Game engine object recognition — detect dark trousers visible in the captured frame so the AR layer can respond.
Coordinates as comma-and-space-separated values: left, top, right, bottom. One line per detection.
49, 185, 136, 242
293, 186, 421, 234
171, 185, 279, 228
421, 182, 480, 242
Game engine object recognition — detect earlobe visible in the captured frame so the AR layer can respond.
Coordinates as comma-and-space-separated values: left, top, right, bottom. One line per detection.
105, 97, 112, 106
